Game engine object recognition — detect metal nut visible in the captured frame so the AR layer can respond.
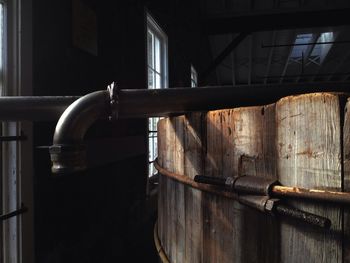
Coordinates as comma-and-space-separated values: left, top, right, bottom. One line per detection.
265, 198, 280, 214
225, 177, 235, 189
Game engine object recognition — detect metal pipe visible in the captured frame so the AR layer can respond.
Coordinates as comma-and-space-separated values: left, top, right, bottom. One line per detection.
261, 40, 350, 48
156, 161, 331, 228
0, 82, 349, 121
260, 72, 350, 80
117, 83, 350, 118
49, 90, 110, 174
0, 96, 79, 121
49, 82, 350, 174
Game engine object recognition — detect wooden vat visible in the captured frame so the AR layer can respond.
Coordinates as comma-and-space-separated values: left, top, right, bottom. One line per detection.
156, 92, 350, 263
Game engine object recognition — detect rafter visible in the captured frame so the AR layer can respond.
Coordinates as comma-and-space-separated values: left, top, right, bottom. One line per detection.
295, 33, 320, 82
203, 8, 350, 35
230, 34, 236, 86
264, 31, 276, 84
280, 32, 297, 83
326, 50, 350, 81
201, 32, 249, 82
248, 35, 253, 85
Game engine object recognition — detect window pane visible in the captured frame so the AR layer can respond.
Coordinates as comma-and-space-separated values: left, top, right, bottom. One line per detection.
147, 14, 167, 177
149, 117, 159, 131
147, 31, 154, 68
290, 33, 313, 59
191, 65, 198, 87
311, 32, 334, 64
0, 4, 3, 95
155, 36, 161, 72
155, 73, 161, 89
148, 68, 154, 89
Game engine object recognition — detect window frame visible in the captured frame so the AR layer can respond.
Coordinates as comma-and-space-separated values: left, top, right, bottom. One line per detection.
146, 13, 168, 178
191, 64, 198, 87
1, 0, 34, 262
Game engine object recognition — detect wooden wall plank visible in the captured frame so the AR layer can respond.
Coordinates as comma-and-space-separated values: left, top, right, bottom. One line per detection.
173, 116, 186, 263
343, 98, 350, 263
276, 93, 343, 263
184, 112, 204, 263
157, 118, 166, 257
203, 110, 231, 263
203, 105, 278, 263
157, 92, 348, 263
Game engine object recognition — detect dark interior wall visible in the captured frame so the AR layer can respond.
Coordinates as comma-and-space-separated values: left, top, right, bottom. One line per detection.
32, 0, 214, 262
146, 0, 216, 87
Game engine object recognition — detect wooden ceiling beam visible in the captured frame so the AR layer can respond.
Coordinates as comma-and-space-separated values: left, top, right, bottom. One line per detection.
203, 8, 350, 35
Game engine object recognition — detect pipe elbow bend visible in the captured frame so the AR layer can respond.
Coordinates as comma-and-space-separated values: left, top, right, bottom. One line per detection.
49, 90, 111, 174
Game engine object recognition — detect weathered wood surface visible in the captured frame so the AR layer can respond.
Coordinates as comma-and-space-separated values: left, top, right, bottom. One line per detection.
344, 98, 350, 262
276, 93, 345, 263
157, 92, 349, 263
158, 114, 204, 263
202, 105, 279, 263
184, 113, 204, 263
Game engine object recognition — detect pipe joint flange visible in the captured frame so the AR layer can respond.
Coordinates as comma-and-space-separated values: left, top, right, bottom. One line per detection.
49, 144, 87, 174
107, 82, 119, 120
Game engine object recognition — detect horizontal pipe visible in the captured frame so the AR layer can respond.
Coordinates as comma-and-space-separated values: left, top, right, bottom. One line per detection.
0, 96, 79, 121
117, 82, 350, 118
1, 82, 349, 121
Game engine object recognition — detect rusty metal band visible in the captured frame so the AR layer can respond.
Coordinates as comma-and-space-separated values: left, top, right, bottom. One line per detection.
154, 220, 170, 263
154, 160, 350, 205
154, 160, 239, 201
272, 185, 350, 205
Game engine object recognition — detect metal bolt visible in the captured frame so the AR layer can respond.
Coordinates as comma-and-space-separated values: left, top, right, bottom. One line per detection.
264, 198, 280, 214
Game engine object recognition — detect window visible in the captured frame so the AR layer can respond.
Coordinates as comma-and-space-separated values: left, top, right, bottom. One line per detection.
147, 14, 168, 177
290, 33, 313, 61
1, 1, 33, 262
290, 32, 334, 66
191, 65, 198, 87
310, 32, 334, 64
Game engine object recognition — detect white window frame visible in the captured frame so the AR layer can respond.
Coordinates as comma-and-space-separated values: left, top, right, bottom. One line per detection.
146, 14, 168, 177
191, 64, 198, 87
1, 0, 33, 262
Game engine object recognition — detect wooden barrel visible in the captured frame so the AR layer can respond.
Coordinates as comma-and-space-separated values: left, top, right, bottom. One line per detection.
156, 92, 350, 263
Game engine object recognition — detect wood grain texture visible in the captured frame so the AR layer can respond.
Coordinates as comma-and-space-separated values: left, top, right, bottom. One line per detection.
157, 92, 348, 263
343, 98, 350, 263
184, 112, 205, 263
276, 93, 344, 263
157, 118, 166, 258
173, 116, 186, 263
203, 105, 279, 263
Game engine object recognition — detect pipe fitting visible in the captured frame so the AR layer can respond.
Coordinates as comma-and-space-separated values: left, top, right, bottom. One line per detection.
49, 89, 112, 174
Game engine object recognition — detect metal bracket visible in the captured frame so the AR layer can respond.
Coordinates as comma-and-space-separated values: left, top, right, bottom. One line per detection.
0, 131, 27, 142
194, 175, 331, 229
0, 204, 28, 221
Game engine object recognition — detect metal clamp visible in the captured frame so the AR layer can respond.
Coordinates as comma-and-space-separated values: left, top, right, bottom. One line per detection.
194, 175, 331, 229
107, 82, 119, 120
196, 175, 280, 196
